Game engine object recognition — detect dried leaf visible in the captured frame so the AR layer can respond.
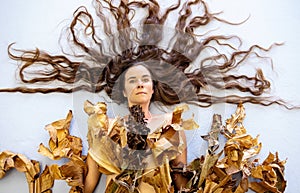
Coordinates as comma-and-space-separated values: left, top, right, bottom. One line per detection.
143, 158, 173, 193
198, 151, 222, 187
0, 151, 42, 193
14, 154, 40, 182
39, 165, 54, 192
85, 100, 122, 174
181, 117, 199, 130
85, 100, 108, 147
0, 151, 15, 178
171, 104, 189, 124
108, 117, 127, 148
38, 111, 84, 161
250, 152, 286, 193
224, 103, 246, 137
49, 164, 64, 179
60, 159, 86, 189
201, 114, 222, 154
88, 135, 122, 175
45, 110, 72, 143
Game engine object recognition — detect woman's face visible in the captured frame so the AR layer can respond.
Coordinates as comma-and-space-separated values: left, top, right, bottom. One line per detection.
123, 65, 154, 107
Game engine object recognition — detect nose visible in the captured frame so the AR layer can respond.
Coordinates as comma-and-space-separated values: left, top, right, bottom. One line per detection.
137, 79, 144, 88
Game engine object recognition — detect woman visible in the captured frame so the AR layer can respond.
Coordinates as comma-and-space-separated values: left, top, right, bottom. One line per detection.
84, 63, 189, 192
0, 0, 297, 192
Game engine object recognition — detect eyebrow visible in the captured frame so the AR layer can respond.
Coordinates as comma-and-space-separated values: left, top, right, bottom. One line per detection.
126, 74, 151, 80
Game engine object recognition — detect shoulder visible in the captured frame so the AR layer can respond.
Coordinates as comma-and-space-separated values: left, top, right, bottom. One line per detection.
150, 112, 173, 126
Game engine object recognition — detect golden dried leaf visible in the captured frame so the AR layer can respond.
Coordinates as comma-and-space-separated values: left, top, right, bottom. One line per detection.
198, 151, 222, 187
108, 117, 127, 148
85, 100, 108, 148
88, 135, 122, 175
172, 104, 189, 124
224, 103, 246, 136
49, 164, 64, 179
67, 136, 83, 157
249, 181, 279, 193
203, 178, 218, 193
160, 126, 179, 146
60, 159, 86, 188
45, 110, 72, 143
13, 154, 40, 182
39, 165, 54, 192
250, 152, 286, 193
143, 158, 173, 193
38, 111, 84, 161
234, 177, 248, 193
0, 151, 15, 174
39, 143, 56, 160
69, 186, 83, 193
181, 118, 199, 130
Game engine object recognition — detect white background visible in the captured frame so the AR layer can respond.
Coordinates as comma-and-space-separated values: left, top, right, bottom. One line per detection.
0, 0, 300, 192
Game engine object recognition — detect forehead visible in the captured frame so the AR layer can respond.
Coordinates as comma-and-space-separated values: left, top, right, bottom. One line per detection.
124, 65, 152, 78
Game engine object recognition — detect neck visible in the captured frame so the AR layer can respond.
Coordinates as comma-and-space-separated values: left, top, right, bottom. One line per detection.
129, 103, 151, 120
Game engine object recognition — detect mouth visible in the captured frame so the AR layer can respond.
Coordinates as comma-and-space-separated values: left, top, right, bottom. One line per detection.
136, 92, 147, 95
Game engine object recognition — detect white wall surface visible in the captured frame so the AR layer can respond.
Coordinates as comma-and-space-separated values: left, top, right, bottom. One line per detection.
0, 0, 300, 192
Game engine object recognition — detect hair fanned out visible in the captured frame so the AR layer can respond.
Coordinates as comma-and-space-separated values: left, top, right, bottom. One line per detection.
0, 0, 295, 109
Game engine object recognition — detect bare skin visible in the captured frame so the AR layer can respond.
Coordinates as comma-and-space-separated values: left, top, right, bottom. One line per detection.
84, 65, 188, 193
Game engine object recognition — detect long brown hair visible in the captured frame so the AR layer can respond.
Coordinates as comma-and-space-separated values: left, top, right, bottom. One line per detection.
0, 0, 295, 109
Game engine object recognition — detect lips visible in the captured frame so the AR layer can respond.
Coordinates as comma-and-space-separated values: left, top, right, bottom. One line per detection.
136, 92, 147, 95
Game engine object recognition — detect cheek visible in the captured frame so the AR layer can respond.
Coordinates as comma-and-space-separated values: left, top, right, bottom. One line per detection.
146, 83, 154, 94
123, 83, 134, 97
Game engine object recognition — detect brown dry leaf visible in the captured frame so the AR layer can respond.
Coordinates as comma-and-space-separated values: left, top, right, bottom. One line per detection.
224, 103, 246, 137
198, 151, 222, 187
0, 151, 15, 178
0, 169, 4, 179
143, 158, 173, 193
181, 117, 199, 130
151, 125, 187, 164
38, 111, 84, 161
39, 143, 56, 160
249, 181, 270, 193
85, 100, 122, 174
201, 114, 222, 154
14, 154, 40, 183
49, 164, 64, 179
67, 136, 83, 157
60, 158, 87, 189
216, 104, 262, 176
202, 178, 218, 193
45, 110, 72, 143
161, 126, 180, 146
234, 177, 248, 193
69, 186, 83, 193
0, 151, 42, 193
250, 152, 286, 193
152, 137, 178, 162
47, 159, 86, 192
249, 181, 280, 193
181, 104, 288, 193
38, 165, 54, 193
85, 100, 108, 146
221, 134, 262, 175
108, 117, 127, 148
171, 104, 189, 124
88, 135, 122, 175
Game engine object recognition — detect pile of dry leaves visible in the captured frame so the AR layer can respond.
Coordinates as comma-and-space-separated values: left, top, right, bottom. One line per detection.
0, 102, 287, 193
0, 111, 86, 193
183, 104, 286, 193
